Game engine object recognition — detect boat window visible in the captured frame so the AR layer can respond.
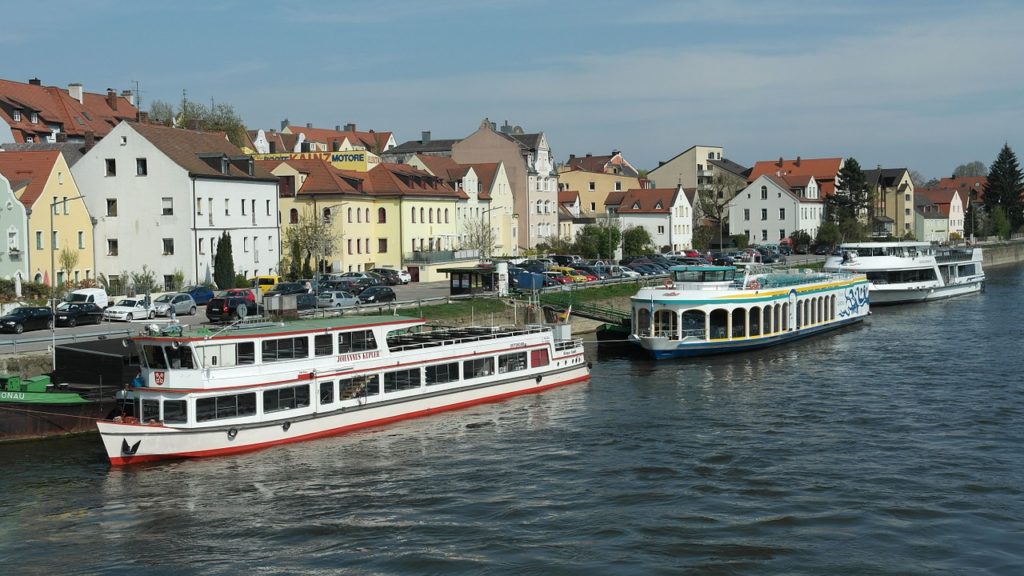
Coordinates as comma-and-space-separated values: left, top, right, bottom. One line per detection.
339, 330, 377, 353
314, 334, 333, 357
425, 362, 459, 385
261, 336, 310, 363
142, 345, 168, 369
530, 349, 549, 368
166, 345, 196, 369
320, 381, 335, 405
264, 384, 311, 413
384, 368, 422, 392
163, 400, 187, 423
463, 357, 494, 380
196, 342, 254, 368
340, 374, 379, 399
141, 399, 160, 422
498, 352, 527, 374
196, 393, 257, 422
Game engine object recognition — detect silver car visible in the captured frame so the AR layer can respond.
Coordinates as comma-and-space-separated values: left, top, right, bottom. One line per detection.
318, 290, 359, 308
151, 293, 197, 316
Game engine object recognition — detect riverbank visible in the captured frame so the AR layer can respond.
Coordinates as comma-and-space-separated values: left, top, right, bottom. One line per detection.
982, 239, 1024, 268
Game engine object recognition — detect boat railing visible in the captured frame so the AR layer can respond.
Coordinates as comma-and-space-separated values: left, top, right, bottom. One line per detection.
554, 338, 583, 352
386, 325, 552, 352
935, 249, 976, 263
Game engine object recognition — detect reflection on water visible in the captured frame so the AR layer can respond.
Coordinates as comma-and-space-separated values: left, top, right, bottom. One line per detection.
1, 265, 1022, 574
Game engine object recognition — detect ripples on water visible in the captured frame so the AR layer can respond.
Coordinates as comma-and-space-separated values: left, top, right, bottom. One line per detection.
2, 267, 1022, 575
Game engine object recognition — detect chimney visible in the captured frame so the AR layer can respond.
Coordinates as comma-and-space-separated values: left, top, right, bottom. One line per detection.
777, 156, 784, 167
421, 130, 431, 144
344, 123, 355, 131
306, 122, 313, 128
84, 131, 96, 151
138, 111, 149, 124
280, 118, 289, 131
795, 156, 801, 167
569, 154, 576, 161
188, 118, 200, 131
68, 83, 84, 104
28, 78, 41, 86
106, 89, 117, 111
268, 141, 277, 153
335, 125, 341, 131
586, 153, 592, 157
121, 89, 135, 106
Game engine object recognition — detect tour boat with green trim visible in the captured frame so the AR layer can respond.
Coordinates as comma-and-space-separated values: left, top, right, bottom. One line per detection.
1, 374, 117, 441
630, 265, 870, 359
96, 315, 589, 465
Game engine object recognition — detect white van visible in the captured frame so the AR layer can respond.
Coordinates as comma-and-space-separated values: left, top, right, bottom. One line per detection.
66, 288, 109, 309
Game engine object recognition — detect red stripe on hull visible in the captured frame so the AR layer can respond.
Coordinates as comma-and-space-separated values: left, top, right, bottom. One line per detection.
108, 372, 590, 466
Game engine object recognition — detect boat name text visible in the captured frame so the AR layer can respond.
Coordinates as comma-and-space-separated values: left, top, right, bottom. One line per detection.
0, 392, 26, 400
337, 351, 381, 363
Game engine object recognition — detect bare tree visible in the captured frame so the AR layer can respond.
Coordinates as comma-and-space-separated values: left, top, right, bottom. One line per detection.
697, 172, 746, 250
283, 207, 344, 273
461, 215, 497, 258
58, 246, 79, 288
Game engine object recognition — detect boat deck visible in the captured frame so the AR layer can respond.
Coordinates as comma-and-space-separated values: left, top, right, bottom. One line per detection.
386, 325, 553, 353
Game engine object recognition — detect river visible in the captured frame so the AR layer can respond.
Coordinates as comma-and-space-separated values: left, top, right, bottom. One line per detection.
1, 265, 1021, 575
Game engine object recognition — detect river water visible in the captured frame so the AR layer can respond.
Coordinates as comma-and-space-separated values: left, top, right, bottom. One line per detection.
2, 265, 1022, 575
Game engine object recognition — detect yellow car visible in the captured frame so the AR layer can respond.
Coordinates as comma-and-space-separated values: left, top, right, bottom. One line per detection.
550, 266, 588, 283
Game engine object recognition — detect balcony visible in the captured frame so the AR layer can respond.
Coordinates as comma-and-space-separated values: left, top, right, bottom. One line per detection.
404, 249, 480, 264
7, 246, 20, 258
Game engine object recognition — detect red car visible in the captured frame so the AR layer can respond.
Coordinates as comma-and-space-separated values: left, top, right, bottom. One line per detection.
219, 288, 256, 302
543, 272, 573, 285
573, 269, 598, 282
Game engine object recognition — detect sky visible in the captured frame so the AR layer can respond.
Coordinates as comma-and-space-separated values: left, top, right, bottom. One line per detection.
7, 0, 1024, 180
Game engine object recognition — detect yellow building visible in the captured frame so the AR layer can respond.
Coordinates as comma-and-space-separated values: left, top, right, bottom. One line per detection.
557, 151, 642, 216
0, 150, 94, 286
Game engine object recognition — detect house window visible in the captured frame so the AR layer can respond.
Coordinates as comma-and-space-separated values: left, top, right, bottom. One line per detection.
12, 109, 20, 122
590, 202, 596, 211
105, 159, 116, 176
35, 231, 43, 250
444, 208, 449, 223
199, 238, 205, 254
108, 239, 119, 256
30, 112, 38, 124
347, 239, 352, 255
905, 208, 911, 216
136, 158, 148, 176
289, 208, 299, 224
241, 200, 247, 216
78, 231, 85, 249
761, 209, 768, 221
162, 238, 174, 255
52, 231, 58, 250
588, 181, 595, 191
266, 199, 271, 216
243, 237, 249, 252
657, 226, 665, 234
419, 207, 424, 222
743, 209, 750, 221
411, 207, 416, 223
780, 229, 787, 240
779, 208, 785, 220
378, 238, 388, 253
162, 197, 173, 215
323, 208, 332, 223
760, 186, 768, 200
615, 181, 622, 191
378, 208, 387, 223
761, 230, 768, 241
62, 196, 70, 214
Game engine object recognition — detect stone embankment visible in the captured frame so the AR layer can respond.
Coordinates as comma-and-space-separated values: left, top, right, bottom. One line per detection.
982, 240, 1024, 268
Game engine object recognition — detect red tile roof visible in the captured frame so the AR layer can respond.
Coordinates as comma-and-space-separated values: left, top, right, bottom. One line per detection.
129, 122, 276, 181
558, 190, 579, 204
0, 79, 137, 142
259, 157, 363, 196
748, 157, 842, 195
916, 187, 965, 216
567, 154, 614, 173
616, 188, 680, 214
0, 149, 60, 207
937, 176, 987, 202
603, 191, 627, 206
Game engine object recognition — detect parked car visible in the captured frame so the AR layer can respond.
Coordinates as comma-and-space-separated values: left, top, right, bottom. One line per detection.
151, 293, 197, 317
369, 268, 402, 286
551, 255, 583, 267
206, 295, 260, 323
296, 293, 318, 311
519, 259, 549, 273
575, 265, 609, 280
54, 302, 104, 327
104, 298, 153, 322
608, 265, 640, 278
318, 290, 359, 308
543, 271, 573, 285
358, 286, 397, 304
711, 252, 736, 266
572, 269, 598, 282
1, 306, 54, 333
182, 285, 215, 306
250, 274, 281, 294
394, 268, 412, 284
65, 288, 109, 309
264, 282, 308, 298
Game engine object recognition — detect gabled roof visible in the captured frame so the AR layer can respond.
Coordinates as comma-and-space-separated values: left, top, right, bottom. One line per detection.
916, 187, 965, 216
914, 193, 947, 218
246, 129, 299, 154
0, 150, 60, 208
129, 122, 276, 181
566, 153, 614, 173
0, 78, 137, 142
708, 157, 751, 179
558, 190, 579, 205
938, 175, 987, 201
387, 137, 460, 156
616, 187, 682, 214
465, 162, 499, 201
748, 157, 843, 195
863, 167, 908, 189
751, 173, 822, 204
320, 163, 460, 200
507, 132, 541, 150
284, 125, 393, 154
414, 154, 464, 180
603, 191, 627, 207
259, 157, 363, 196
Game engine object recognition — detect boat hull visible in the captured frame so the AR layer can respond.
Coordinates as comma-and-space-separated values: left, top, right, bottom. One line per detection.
635, 316, 864, 359
98, 365, 590, 465
1, 397, 117, 441
869, 279, 984, 305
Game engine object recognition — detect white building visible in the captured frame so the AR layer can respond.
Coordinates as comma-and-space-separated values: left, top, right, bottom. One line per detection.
727, 174, 825, 244
607, 186, 695, 252
72, 121, 280, 289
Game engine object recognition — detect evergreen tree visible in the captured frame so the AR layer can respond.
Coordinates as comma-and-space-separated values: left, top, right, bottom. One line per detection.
983, 144, 1024, 231
213, 232, 234, 289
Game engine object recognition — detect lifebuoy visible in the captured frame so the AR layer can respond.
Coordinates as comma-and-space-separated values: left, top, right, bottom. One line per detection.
663, 278, 674, 289
748, 280, 760, 290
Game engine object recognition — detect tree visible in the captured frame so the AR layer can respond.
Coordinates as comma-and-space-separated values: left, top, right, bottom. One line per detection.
462, 215, 497, 258
574, 223, 621, 260
58, 247, 79, 288
149, 99, 248, 148
621, 226, 653, 256
697, 172, 746, 249
790, 229, 812, 250
538, 233, 574, 255
282, 207, 343, 278
730, 234, 749, 249
827, 157, 873, 241
990, 206, 1012, 239
953, 161, 988, 178
815, 222, 842, 249
983, 144, 1024, 231
213, 231, 234, 289
692, 224, 715, 251
908, 170, 927, 188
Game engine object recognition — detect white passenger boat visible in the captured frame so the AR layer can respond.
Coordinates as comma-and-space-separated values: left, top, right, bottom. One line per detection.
822, 241, 985, 305
97, 316, 589, 465
629, 265, 869, 359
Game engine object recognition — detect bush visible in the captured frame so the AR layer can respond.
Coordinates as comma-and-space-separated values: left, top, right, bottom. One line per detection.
234, 274, 250, 288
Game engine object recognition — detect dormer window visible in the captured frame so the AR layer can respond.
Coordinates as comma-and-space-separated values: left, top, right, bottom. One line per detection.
12, 109, 21, 122
220, 158, 229, 174
654, 201, 663, 210
632, 202, 641, 210
30, 112, 38, 124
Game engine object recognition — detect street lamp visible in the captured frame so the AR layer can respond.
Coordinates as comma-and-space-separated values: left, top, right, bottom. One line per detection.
480, 205, 501, 259
314, 202, 348, 312
49, 195, 87, 371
